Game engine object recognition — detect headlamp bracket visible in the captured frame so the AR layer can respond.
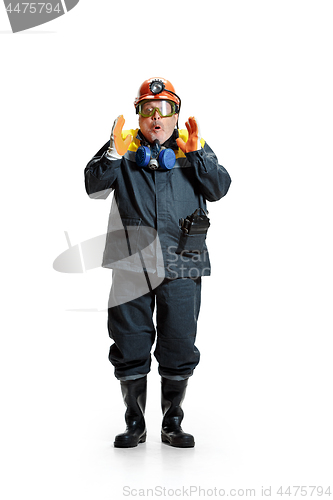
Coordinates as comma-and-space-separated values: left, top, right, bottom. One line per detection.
149, 80, 165, 95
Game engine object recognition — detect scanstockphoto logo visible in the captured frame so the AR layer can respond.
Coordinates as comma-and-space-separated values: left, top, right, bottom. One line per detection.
3, 0, 79, 33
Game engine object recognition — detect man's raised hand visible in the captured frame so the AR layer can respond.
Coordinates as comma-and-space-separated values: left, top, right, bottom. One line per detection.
176, 117, 201, 153
110, 115, 133, 156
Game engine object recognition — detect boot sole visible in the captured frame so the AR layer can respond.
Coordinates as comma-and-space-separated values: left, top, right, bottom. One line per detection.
161, 432, 195, 448
114, 432, 147, 448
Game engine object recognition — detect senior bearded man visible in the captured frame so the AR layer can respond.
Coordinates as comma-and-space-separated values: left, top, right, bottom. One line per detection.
84, 78, 231, 448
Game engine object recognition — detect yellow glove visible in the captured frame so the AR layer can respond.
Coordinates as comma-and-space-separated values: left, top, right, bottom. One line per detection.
108, 115, 132, 158
176, 116, 201, 153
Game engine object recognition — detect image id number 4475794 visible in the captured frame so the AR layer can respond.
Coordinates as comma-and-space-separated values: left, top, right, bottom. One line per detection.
276, 485, 331, 496
5, 2, 61, 13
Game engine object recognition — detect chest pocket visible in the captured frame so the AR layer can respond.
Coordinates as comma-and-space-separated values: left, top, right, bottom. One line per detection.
171, 167, 198, 201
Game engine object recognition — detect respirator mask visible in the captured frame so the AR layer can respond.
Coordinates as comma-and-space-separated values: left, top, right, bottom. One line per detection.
135, 139, 176, 170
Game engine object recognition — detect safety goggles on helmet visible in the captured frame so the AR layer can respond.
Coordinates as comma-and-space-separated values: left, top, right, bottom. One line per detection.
137, 100, 178, 118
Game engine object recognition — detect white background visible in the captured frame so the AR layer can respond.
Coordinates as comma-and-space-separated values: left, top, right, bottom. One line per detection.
1, 1, 333, 498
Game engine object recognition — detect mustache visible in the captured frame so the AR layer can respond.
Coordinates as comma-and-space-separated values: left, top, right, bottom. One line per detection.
150, 122, 164, 130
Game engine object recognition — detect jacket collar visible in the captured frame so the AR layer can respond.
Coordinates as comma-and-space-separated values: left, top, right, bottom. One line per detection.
137, 129, 179, 150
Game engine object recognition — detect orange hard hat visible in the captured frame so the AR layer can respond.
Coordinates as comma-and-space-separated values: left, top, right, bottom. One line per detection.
134, 77, 181, 113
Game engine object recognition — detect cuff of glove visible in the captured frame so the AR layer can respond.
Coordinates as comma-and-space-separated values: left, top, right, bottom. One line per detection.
105, 147, 122, 160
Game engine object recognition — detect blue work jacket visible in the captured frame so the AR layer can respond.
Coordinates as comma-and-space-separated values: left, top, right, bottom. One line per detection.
84, 129, 231, 279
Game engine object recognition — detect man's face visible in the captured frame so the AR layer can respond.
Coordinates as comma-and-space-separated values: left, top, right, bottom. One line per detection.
138, 100, 178, 144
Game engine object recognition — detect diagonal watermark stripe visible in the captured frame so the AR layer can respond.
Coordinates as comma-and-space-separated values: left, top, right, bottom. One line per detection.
3, 0, 80, 33
53, 226, 166, 308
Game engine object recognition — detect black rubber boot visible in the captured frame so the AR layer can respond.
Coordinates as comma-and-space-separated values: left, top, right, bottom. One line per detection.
161, 377, 195, 448
114, 376, 147, 448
